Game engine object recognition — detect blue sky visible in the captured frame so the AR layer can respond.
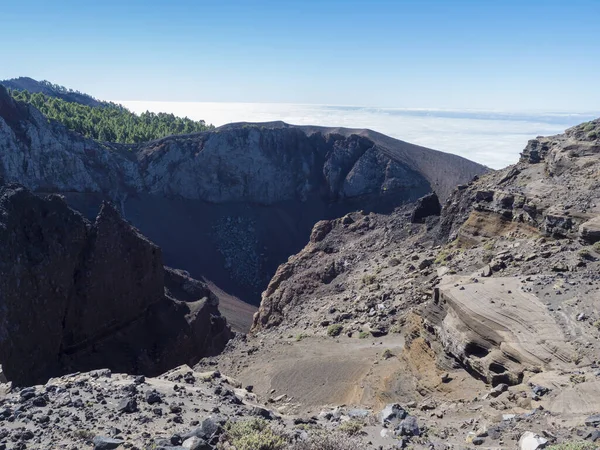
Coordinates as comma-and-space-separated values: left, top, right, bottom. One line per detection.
1, 0, 599, 111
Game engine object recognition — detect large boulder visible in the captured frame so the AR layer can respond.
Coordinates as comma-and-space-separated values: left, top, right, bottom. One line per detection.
410, 192, 441, 223
580, 216, 600, 244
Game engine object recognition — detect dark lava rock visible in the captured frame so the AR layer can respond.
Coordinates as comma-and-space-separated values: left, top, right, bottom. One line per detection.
532, 385, 550, 397
411, 193, 441, 223
472, 437, 485, 445
0, 184, 231, 385
117, 398, 138, 414
250, 406, 274, 419
587, 430, 600, 442
586, 415, 600, 427
182, 417, 222, 441
92, 436, 125, 450
395, 416, 420, 437
169, 405, 183, 414
145, 390, 162, 404
19, 388, 36, 401
32, 395, 48, 407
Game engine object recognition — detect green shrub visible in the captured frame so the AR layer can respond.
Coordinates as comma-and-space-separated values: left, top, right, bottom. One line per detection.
389, 324, 402, 334
358, 331, 370, 339
223, 419, 288, 450
327, 324, 343, 337
73, 429, 95, 441
570, 373, 585, 384
361, 274, 377, 285
9, 89, 214, 144
588, 131, 598, 140
338, 420, 364, 436
578, 248, 591, 258
583, 122, 595, 132
547, 442, 597, 450
593, 242, 600, 253
434, 250, 451, 264
290, 430, 363, 450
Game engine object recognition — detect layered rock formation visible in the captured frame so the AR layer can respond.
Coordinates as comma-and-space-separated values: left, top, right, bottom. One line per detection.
439, 118, 600, 245
433, 276, 574, 386
0, 182, 230, 386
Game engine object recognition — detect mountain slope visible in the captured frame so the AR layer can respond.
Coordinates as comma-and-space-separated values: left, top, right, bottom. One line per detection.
1, 76, 104, 107
0, 83, 487, 310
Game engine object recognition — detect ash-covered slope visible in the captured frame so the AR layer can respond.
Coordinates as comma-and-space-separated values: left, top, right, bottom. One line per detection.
0, 181, 231, 386
0, 84, 487, 308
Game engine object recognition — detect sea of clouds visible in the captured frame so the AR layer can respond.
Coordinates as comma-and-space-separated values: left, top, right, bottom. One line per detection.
118, 101, 598, 169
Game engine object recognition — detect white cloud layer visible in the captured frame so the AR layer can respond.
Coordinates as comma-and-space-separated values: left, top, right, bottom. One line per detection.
117, 101, 598, 169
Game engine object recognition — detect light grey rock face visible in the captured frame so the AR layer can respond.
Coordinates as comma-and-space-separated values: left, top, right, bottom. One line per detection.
0, 87, 487, 206
138, 127, 430, 204
0, 93, 142, 194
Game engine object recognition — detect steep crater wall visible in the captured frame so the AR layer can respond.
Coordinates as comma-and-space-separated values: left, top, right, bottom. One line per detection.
0, 85, 487, 306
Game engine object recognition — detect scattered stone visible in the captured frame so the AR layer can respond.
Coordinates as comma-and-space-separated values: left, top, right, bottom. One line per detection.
145, 390, 162, 404
380, 404, 407, 426
585, 415, 600, 427
531, 385, 549, 397
395, 416, 420, 437
117, 398, 138, 414
92, 436, 125, 450
519, 431, 548, 450
490, 383, 508, 397
472, 436, 485, 445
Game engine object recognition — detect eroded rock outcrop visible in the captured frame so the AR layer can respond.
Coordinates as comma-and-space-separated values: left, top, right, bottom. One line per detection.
438, 119, 600, 245
0, 182, 230, 385
430, 276, 574, 385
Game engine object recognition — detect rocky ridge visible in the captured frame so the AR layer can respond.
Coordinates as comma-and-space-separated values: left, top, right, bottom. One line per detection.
0, 84, 485, 204
0, 181, 231, 386
1, 77, 104, 108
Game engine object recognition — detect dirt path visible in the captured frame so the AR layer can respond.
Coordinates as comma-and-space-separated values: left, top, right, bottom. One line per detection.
214, 334, 416, 414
